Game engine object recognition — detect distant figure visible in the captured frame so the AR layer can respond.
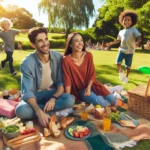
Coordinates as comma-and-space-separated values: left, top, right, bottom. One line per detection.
87, 39, 92, 49
106, 10, 142, 83
17, 41, 22, 51
144, 40, 150, 49
101, 40, 106, 50
0, 18, 29, 76
95, 42, 101, 50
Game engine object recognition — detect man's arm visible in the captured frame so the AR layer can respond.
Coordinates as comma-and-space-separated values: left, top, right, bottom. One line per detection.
21, 63, 50, 127
44, 85, 64, 112
27, 98, 51, 127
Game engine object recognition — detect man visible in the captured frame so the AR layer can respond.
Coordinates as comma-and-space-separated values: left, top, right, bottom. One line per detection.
16, 27, 75, 127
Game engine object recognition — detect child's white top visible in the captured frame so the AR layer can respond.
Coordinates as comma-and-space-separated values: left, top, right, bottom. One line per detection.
117, 27, 141, 54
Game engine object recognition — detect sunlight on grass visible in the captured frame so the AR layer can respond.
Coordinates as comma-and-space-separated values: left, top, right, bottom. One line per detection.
0, 49, 150, 90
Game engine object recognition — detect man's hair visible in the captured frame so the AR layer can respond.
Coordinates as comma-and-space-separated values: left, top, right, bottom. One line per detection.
28, 27, 48, 44
119, 10, 138, 27
0, 18, 13, 30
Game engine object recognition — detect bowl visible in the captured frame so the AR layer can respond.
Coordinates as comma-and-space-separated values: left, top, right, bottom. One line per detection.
2, 125, 20, 139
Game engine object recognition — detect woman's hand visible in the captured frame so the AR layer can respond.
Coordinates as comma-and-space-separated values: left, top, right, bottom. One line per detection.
44, 98, 56, 112
84, 88, 91, 96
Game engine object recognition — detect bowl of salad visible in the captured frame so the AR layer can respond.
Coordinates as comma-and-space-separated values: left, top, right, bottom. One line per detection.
2, 125, 20, 139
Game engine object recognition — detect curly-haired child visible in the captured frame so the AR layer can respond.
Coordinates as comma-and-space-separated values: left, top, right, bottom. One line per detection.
106, 10, 142, 83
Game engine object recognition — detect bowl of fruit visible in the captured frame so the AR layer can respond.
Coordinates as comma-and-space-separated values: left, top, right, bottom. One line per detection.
65, 125, 90, 140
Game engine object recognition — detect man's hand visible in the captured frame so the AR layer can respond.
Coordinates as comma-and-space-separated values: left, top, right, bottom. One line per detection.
44, 98, 56, 112
84, 88, 91, 96
36, 110, 51, 127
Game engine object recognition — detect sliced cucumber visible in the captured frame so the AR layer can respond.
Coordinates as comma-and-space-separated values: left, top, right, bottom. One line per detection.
68, 128, 74, 136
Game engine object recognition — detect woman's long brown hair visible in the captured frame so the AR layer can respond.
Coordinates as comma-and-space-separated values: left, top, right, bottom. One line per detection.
64, 32, 86, 56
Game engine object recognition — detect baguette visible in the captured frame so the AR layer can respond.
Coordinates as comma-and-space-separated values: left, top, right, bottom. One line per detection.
44, 128, 51, 137
66, 117, 74, 126
12, 134, 39, 145
7, 132, 36, 144
12, 135, 41, 149
60, 116, 67, 129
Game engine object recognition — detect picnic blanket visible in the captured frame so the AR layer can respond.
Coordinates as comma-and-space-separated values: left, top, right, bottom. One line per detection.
0, 111, 150, 150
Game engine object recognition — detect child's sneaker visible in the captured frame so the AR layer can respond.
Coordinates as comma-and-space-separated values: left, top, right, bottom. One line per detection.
119, 72, 124, 81
12, 71, 17, 76
123, 77, 128, 83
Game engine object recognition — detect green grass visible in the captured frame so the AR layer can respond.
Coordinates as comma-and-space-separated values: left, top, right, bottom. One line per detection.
0, 49, 150, 149
0, 49, 150, 90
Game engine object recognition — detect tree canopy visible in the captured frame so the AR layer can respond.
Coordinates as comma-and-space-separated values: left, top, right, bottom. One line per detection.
38, 0, 95, 37
94, 0, 150, 49
0, 4, 42, 29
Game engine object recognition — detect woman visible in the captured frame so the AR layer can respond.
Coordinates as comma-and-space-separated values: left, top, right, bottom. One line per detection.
62, 32, 123, 107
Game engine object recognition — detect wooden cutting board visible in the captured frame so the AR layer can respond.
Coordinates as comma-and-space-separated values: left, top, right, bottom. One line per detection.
3, 131, 41, 149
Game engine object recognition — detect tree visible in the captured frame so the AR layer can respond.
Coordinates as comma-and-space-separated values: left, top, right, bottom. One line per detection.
94, 0, 150, 49
38, 0, 95, 37
2, 5, 37, 29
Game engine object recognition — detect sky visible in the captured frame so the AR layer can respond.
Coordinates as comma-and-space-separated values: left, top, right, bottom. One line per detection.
0, 0, 103, 28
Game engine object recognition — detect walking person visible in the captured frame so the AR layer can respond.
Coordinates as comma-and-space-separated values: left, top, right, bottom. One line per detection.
0, 18, 28, 76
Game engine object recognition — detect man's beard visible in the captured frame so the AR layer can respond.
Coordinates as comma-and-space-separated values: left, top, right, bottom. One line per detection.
37, 44, 50, 54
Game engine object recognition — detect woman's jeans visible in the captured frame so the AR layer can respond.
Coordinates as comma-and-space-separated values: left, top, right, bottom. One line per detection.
16, 90, 75, 119
79, 90, 117, 107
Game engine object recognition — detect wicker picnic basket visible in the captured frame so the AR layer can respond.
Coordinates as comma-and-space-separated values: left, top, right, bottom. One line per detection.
128, 78, 150, 120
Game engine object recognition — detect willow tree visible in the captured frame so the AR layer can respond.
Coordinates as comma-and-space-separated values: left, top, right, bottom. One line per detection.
38, 0, 95, 37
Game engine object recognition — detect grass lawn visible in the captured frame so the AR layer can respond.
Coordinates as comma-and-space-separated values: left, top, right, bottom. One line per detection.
1, 48, 149, 90
0, 49, 150, 149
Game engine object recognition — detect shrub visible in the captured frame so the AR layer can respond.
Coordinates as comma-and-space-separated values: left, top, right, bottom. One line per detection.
51, 35, 65, 39
50, 39, 65, 48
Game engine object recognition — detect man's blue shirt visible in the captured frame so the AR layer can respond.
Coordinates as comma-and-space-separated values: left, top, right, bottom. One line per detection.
21, 50, 63, 101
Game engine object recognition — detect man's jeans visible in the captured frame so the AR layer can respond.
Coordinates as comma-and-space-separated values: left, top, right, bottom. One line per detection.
79, 90, 117, 107
16, 90, 75, 119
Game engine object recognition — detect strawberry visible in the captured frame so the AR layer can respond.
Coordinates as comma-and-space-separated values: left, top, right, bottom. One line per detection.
25, 128, 31, 134
31, 128, 37, 133
83, 128, 89, 136
73, 130, 79, 138
79, 132, 84, 138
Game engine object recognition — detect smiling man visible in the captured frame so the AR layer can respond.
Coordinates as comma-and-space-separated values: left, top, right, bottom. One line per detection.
16, 27, 75, 127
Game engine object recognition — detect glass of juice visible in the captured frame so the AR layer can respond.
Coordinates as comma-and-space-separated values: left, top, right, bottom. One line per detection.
103, 118, 111, 131
81, 111, 88, 121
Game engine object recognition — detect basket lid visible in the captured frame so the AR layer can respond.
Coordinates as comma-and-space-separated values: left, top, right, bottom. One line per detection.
128, 85, 147, 97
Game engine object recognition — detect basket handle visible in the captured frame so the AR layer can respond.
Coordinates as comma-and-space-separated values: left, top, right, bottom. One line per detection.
145, 78, 150, 101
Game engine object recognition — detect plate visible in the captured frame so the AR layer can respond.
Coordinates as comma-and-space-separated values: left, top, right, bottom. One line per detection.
64, 125, 91, 140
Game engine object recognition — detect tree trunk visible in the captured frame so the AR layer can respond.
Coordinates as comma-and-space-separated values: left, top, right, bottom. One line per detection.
141, 30, 144, 50
65, 28, 70, 40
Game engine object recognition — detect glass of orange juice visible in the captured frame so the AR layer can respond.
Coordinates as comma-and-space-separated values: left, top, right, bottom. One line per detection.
103, 118, 111, 131
81, 111, 88, 121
